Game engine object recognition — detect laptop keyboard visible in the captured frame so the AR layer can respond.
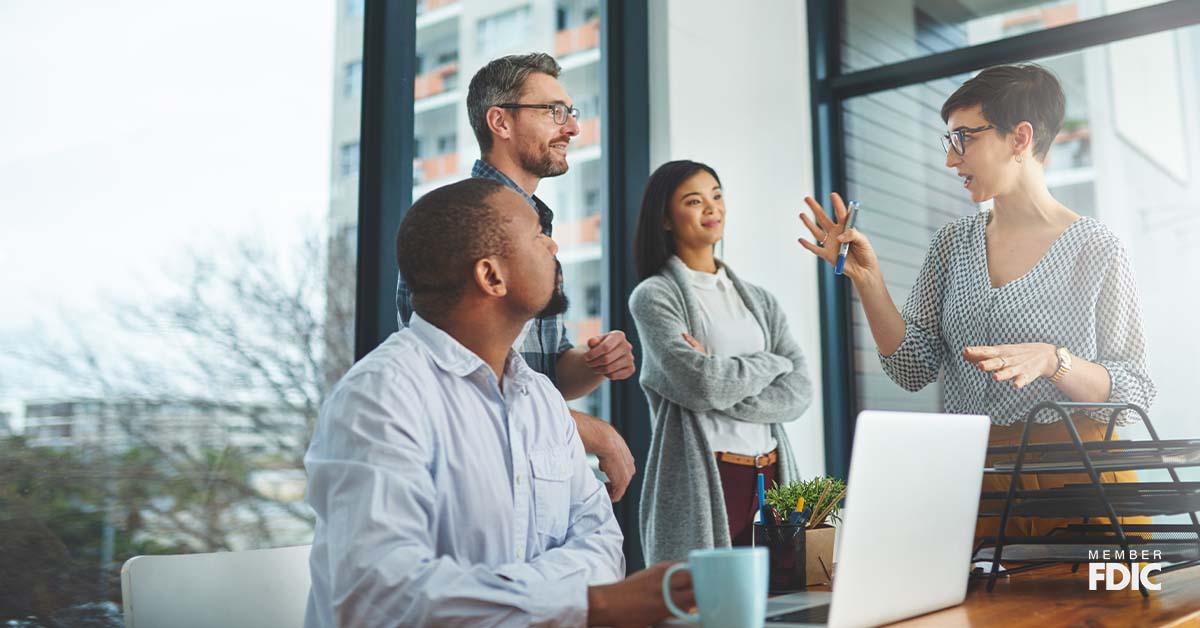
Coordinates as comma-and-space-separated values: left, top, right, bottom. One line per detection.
766, 603, 832, 624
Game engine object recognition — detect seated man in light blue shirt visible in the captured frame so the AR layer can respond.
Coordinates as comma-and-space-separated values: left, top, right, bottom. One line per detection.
304, 178, 693, 627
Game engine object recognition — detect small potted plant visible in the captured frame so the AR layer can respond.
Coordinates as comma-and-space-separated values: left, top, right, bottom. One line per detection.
764, 476, 845, 586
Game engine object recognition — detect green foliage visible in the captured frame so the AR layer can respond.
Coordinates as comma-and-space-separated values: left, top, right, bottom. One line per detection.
765, 476, 847, 528
0, 435, 280, 621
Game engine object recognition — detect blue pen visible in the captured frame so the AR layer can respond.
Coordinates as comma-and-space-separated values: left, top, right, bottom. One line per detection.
834, 200, 861, 275
757, 473, 768, 526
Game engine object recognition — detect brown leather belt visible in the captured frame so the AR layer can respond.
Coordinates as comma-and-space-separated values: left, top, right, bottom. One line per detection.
715, 449, 778, 468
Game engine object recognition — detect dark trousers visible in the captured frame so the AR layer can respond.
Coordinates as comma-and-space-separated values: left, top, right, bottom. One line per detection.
716, 457, 778, 546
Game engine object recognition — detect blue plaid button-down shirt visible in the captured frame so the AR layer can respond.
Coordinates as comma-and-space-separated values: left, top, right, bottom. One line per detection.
396, 160, 573, 384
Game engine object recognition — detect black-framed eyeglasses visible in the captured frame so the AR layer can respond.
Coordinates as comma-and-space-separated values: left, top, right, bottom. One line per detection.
940, 124, 995, 156
495, 102, 580, 126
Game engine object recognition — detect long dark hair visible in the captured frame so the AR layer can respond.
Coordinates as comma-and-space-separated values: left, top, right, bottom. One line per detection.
633, 160, 721, 280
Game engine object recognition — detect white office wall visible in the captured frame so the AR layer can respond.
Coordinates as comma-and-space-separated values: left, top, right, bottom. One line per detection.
646, 0, 825, 477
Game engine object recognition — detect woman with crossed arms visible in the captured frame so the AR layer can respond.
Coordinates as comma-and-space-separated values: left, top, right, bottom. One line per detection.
631, 160, 814, 563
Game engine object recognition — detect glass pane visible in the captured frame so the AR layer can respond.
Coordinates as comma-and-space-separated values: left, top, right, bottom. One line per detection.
842, 26, 1200, 444
0, 1, 361, 622
410, 0, 608, 419
842, 0, 1175, 73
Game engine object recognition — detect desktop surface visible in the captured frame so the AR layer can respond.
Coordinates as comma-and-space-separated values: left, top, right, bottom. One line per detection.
658, 562, 1200, 627
827, 562, 1200, 627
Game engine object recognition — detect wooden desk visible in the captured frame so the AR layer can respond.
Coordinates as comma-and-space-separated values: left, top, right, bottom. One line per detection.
810, 564, 1200, 627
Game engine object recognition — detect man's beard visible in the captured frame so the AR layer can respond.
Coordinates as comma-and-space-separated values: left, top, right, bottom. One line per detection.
519, 142, 569, 179
536, 260, 570, 318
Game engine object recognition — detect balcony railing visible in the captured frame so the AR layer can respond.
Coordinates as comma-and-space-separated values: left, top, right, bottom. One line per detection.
416, 0, 459, 15
1003, 4, 1078, 30
1049, 126, 1092, 170
554, 17, 600, 57
414, 62, 460, 100
569, 317, 603, 344
413, 152, 459, 186
553, 214, 601, 247
573, 117, 600, 150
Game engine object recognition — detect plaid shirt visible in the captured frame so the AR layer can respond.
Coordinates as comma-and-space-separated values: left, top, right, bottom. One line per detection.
396, 159, 573, 384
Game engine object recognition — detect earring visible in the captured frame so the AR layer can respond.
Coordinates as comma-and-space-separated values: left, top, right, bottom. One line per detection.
1015, 154, 1023, 164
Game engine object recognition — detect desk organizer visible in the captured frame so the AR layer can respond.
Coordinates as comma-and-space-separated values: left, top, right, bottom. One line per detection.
972, 401, 1200, 598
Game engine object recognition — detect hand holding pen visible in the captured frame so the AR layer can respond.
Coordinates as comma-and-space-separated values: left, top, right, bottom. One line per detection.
797, 192, 881, 284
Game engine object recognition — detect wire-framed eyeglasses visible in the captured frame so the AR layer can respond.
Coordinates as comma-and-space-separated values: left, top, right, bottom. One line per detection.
940, 124, 995, 156
495, 102, 581, 126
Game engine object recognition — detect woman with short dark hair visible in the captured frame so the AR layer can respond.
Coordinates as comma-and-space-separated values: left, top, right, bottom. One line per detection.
798, 64, 1155, 541
630, 160, 814, 564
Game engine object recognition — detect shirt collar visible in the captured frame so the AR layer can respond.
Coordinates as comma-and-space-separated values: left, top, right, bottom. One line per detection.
472, 159, 538, 210
673, 255, 730, 291
408, 313, 535, 386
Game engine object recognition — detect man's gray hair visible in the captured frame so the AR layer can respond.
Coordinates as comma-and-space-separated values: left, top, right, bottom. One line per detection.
467, 52, 561, 154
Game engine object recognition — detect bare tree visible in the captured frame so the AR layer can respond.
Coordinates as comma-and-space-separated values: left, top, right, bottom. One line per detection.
2, 225, 356, 621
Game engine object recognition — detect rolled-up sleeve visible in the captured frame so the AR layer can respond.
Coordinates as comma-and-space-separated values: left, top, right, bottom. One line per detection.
556, 317, 574, 355
879, 225, 953, 392
1090, 239, 1156, 425
304, 371, 599, 627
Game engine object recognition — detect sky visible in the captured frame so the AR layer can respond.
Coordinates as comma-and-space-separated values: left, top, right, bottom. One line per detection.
0, 1, 340, 396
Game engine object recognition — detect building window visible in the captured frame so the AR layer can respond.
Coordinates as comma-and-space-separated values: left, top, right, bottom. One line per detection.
346, 0, 364, 18
340, 142, 360, 178
343, 61, 362, 100
476, 6, 531, 54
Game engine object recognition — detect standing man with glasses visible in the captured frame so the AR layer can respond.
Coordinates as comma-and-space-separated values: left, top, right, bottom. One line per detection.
397, 52, 638, 502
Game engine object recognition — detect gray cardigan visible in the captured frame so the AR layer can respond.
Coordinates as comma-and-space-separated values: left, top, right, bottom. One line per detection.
629, 257, 813, 564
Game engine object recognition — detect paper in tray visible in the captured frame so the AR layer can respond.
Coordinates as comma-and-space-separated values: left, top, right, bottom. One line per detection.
989, 446, 1200, 472
1005, 491, 1200, 518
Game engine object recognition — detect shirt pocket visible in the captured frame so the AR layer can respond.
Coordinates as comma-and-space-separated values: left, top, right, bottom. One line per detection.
529, 447, 572, 541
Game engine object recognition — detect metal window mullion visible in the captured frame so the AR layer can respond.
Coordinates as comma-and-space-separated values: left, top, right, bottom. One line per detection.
355, 0, 417, 360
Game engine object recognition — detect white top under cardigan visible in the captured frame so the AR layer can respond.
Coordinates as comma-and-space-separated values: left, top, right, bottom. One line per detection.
676, 257, 777, 456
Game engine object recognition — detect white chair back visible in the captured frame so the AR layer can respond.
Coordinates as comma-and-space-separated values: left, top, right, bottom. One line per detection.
120, 544, 311, 628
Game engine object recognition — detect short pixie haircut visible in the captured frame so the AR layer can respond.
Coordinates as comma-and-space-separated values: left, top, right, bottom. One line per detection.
941, 64, 1065, 161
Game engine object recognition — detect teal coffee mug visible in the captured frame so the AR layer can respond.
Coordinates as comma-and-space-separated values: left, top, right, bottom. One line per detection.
662, 547, 768, 627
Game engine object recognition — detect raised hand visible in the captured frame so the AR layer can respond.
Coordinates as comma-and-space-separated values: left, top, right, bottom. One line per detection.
797, 192, 881, 283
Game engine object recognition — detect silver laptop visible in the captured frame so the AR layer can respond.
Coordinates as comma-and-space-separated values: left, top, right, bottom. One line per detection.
764, 410, 990, 627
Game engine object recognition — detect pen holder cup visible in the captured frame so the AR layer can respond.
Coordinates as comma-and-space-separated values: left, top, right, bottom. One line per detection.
753, 522, 806, 593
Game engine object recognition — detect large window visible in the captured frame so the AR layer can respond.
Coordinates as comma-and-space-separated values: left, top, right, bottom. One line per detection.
0, 1, 361, 622
409, 0, 609, 419
814, 0, 1200, 475
842, 0, 1178, 72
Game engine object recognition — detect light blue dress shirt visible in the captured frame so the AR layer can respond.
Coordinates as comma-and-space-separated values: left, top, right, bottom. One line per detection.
304, 314, 625, 627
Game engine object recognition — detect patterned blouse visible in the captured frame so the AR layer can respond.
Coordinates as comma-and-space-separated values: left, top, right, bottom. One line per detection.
879, 210, 1156, 426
